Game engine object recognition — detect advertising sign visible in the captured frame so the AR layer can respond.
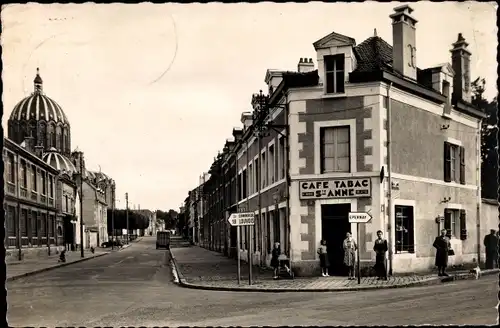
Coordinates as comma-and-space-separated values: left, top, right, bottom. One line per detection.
299, 178, 371, 200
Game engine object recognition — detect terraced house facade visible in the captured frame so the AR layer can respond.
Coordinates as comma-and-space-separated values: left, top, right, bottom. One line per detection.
191, 5, 488, 276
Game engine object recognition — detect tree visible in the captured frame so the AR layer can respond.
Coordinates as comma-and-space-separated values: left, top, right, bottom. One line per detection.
472, 77, 498, 199
156, 209, 178, 230
107, 209, 149, 233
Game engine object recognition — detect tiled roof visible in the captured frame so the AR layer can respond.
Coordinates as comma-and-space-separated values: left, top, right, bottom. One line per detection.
353, 36, 393, 73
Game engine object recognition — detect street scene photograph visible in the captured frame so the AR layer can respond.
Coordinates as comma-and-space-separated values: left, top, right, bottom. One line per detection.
2, 2, 498, 326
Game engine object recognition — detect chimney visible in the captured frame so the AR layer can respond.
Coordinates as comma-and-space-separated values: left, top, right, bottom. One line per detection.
297, 58, 315, 73
240, 111, 253, 129
23, 136, 35, 153
450, 33, 472, 103
34, 145, 44, 158
389, 5, 418, 80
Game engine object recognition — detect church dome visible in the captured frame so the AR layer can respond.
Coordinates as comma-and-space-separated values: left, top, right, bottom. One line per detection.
43, 148, 77, 174
8, 68, 72, 156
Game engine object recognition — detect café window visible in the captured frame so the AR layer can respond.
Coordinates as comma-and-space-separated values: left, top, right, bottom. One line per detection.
320, 126, 350, 173
395, 205, 415, 253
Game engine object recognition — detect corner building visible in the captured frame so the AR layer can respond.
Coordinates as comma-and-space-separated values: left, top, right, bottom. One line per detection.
191, 5, 488, 276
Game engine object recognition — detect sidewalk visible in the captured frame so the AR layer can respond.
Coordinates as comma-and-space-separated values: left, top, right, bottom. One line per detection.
7, 248, 110, 282
170, 246, 499, 292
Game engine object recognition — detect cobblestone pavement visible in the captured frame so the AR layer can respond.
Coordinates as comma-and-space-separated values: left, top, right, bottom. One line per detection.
170, 246, 494, 291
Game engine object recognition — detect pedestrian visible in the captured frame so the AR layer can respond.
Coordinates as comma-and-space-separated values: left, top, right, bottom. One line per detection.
317, 240, 330, 277
483, 229, 498, 269
433, 229, 452, 276
373, 230, 388, 280
271, 242, 281, 279
343, 232, 357, 280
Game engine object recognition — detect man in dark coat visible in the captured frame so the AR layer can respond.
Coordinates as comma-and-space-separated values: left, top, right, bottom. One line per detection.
433, 229, 451, 276
484, 229, 499, 269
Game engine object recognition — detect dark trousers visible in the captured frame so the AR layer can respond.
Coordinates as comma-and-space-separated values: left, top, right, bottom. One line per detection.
486, 253, 498, 269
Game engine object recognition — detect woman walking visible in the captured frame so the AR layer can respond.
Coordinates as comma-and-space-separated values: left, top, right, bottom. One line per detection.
373, 230, 388, 280
271, 242, 281, 279
343, 232, 357, 280
317, 240, 330, 277
433, 229, 451, 276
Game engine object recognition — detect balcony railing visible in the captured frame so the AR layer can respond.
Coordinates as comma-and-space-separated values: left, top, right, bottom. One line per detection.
6, 182, 15, 195
48, 198, 54, 206
31, 191, 38, 202
40, 195, 47, 203
20, 187, 28, 198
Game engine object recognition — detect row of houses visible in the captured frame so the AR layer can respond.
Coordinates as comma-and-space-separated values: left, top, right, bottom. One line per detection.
184, 5, 497, 276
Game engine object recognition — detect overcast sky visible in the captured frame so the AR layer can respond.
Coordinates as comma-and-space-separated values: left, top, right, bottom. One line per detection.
2, 2, 497, 211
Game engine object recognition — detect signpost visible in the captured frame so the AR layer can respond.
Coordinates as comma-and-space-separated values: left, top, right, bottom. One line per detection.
348, 211, 373, 285
229, 212, 255, 285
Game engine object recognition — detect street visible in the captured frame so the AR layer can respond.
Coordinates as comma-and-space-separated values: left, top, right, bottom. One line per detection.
7, 237, 498, 326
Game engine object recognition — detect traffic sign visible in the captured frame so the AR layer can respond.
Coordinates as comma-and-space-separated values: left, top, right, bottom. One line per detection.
228, 212, 255, 226
348, 212, 372, 224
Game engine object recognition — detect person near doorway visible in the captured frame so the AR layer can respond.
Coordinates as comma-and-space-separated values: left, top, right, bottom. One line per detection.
271, 242, 281, 279
373, 230, 388, 280
484, 229, 498, 269
343, 232, 357, 280
317, 240, 329, 277
433, 229, 451, 276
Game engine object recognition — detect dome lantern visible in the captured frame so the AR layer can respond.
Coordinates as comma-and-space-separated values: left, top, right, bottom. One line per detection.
34, 67, 43, 93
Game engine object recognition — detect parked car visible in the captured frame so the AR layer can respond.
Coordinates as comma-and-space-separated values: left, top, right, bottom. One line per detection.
101, 240, 123, 248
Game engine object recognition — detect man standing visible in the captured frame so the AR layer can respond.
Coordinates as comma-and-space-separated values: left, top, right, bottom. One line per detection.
484, 229, 498, 269
433, 229, 451, 276
373, 230, 388, 280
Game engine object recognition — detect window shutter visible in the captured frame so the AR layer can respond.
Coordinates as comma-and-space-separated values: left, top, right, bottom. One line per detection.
459, 209, 467, 240
459, 146, 465, 185
444, 142, 451, 182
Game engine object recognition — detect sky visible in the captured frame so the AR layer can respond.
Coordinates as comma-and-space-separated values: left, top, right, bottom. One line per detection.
2, 2, 497, 211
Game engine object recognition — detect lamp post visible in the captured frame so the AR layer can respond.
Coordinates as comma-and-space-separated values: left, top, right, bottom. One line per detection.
125, 192, 129, 244
111, 182, 115, 250
79, 155, 84, 258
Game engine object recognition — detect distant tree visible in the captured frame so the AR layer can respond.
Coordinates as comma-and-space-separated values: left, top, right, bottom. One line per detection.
472, 77, 498, 199
107, 209, 149, 233
156, 209, 178, 229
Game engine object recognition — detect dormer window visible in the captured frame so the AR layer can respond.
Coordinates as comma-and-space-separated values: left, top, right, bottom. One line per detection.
324, 54, 345, 94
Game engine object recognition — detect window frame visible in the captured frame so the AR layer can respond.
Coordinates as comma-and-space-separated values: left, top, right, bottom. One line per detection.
394, 204, 415, 254
444, 141, 465, 184
324, 54, 345, 94
320, 125, 351, 173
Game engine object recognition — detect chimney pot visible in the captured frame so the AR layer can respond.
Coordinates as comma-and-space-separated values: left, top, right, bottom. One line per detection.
390, 5, 418, 80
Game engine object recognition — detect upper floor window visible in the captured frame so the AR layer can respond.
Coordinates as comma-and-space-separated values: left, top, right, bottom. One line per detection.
49, 175, 54, 198
6, 153, 15, 183
324, 54, 345, 94
395, 205, 415, 253
268, 144, 275, 184
444, 142, 465, 184
278, 137, 286, 180
320, 126, 350, 173
41, 171, 47, 195
261, 151, 267, 188
31, 165, 37, 192
20, 160, 27, 188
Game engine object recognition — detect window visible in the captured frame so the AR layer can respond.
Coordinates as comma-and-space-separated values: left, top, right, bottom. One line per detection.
237, 172, 242, 201
444, 142, 465, 184
268, 144, 275, 184
320, 126, 350, 173
242, 168, 247, 199
324, 54, 345, 94
278, 137, 285, 180
248, 163, 253, 195
261, 151, 267, 188
31, 165, 37, 191
395, 205, 415, 253
41, 171, 47, 195
49, 176, 54, 198
273, 210, 281, 245
254, 158, 259, 192
6, 153, 15, 183
20, 160, 27, 188
443, 209, 459, 237
21, 209, 28, 236
6, 206, 15, 237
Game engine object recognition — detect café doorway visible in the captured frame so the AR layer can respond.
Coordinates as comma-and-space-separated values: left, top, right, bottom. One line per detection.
321, 203, 351, 276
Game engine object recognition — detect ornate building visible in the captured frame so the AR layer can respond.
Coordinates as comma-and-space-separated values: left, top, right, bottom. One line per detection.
5, 68, 116, 258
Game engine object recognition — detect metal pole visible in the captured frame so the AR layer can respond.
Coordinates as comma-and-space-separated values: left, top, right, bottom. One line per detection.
476, 119, 482, 266
257, 133, 262, 262
79, 156, 84, 258
248, 226, 252, 285
245, 138, 252, 285
284, 100, 291, 270
237, 225, 241, 285
111, 183, 115, 250
386, 82, 393, 276
357, 223, 361, 285
126, 192, 129, 244
15, 157, 22, 261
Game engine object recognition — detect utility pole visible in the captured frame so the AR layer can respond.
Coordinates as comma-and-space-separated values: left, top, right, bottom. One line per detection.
111, 182, 115, 250
79, 155, 84, 258
126, 192, 129, 244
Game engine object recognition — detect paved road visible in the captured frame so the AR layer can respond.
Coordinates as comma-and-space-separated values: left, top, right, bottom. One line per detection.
7, 237, 498, 326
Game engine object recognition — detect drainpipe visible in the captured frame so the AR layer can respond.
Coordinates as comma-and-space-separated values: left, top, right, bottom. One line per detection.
476, 119, 482, 266
284, 93, 291, 269
257, 131, 262, 264
386, 82, 393, 276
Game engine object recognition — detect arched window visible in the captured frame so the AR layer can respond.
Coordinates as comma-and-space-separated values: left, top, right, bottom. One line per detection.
39, 123, 47, 148
56, 126, 62, 150
48, 124, 55, 148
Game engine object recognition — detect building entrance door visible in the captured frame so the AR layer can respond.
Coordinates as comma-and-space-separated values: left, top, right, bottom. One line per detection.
321, 203, 351, 276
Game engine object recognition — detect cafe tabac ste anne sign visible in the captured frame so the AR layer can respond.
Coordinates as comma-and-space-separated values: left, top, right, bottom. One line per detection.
299, 178, 371, 200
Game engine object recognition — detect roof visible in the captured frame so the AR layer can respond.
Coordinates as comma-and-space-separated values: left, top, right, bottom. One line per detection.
43, 149, 77, 174
9, 69, 70, 126
482, 198, 498, 206
352, 36, 393, 73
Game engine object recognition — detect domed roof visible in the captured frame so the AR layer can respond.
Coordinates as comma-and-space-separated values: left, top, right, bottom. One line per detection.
9, 68, 70, 125
88, 170, 111, 182
43, 148, 77, 174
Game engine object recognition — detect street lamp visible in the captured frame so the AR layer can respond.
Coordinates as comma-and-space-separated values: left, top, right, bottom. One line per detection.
111, 181, 116, 250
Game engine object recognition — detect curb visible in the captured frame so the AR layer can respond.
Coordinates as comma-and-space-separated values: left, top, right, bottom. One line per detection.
7, 252, 109, 282
169, 252, 499, 292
